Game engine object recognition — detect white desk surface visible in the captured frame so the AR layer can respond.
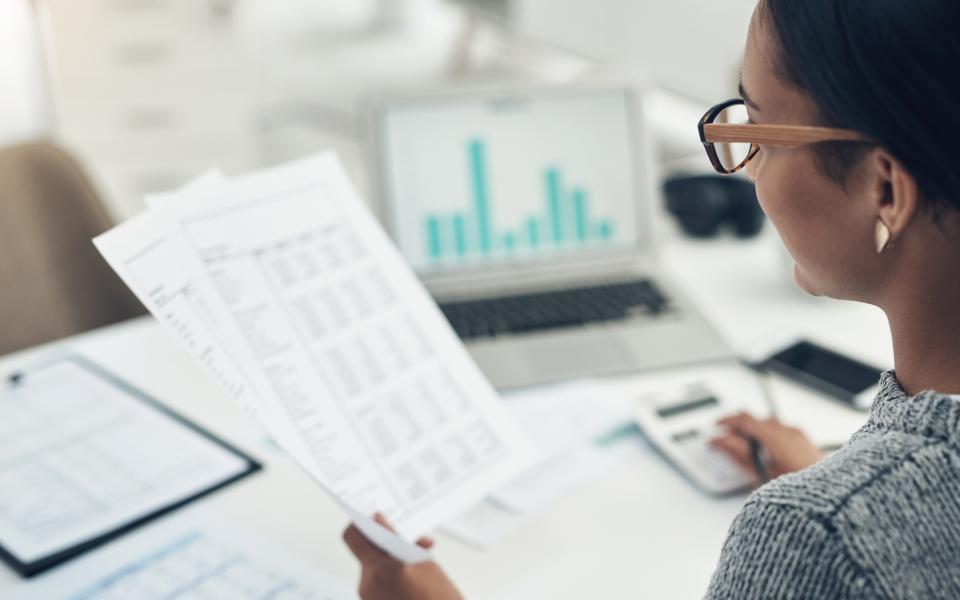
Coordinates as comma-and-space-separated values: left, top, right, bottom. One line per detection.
0, 227, 892, 599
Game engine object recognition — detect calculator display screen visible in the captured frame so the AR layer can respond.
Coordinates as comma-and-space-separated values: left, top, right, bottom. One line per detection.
656, 395, 718, 419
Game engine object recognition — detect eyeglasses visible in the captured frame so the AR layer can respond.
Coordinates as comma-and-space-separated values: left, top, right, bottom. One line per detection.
698, 98, 870, 175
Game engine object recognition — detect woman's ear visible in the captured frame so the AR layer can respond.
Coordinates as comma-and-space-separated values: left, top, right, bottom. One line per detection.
871, 149, 920, 240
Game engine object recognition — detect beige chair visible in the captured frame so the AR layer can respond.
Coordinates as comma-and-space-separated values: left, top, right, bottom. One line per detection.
0, 141, 144, 356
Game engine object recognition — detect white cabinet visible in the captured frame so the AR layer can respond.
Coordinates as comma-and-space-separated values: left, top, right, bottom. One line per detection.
37, 0, 259, 218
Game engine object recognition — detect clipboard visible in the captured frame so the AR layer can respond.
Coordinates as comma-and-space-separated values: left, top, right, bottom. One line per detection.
0, 355, 262, 578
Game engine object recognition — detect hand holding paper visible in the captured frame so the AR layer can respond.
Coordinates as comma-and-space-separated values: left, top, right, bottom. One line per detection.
343, 513, 464, 600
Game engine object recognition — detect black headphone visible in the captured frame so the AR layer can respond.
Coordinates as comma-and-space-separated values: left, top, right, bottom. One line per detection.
663, 175, 765, 238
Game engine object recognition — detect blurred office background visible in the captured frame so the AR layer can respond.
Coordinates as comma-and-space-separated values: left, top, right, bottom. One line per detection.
0, 6, 898, 596
1, 0, 755, 219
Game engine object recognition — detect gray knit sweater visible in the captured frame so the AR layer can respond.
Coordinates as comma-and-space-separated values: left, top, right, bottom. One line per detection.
705, 372, 960, 599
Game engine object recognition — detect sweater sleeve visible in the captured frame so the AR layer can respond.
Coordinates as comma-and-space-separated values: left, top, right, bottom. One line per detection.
704, 499, 874, 599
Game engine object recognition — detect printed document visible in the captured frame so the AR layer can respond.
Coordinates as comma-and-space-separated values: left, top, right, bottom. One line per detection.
94, 153, 536, 560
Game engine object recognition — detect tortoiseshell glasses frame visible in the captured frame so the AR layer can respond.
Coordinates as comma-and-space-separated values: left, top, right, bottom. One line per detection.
698, 98, 871, 175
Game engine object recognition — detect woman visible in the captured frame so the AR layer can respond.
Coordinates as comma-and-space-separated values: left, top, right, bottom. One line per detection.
342, 0, 960, 597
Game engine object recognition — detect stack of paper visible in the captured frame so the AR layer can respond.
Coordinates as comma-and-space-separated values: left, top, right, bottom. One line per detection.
93, 153, 536, 562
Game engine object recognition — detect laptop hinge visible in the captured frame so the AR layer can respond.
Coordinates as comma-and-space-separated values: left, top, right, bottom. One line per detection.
422, 253, 655, 300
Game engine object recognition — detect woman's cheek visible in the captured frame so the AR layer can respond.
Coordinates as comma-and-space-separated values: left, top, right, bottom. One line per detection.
751, 156, 806, 260
750, 157, 777, 221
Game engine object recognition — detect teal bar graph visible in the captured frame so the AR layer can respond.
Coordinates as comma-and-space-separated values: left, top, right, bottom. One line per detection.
503, 232, 516, 252
597, 221, 614, 240
526, 217, 540, 248
546, 168, 563, 244
572, 189, 588, 242
426, 216, 442, 260
423, 138, 616, 262
452, 214, 467, 257
469, 140, 492, 254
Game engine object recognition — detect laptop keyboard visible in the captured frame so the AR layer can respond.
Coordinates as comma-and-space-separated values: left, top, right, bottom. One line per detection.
438, 278, 672, 341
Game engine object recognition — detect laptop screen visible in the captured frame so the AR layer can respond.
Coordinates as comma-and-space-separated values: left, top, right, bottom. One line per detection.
378, 87, 643, 272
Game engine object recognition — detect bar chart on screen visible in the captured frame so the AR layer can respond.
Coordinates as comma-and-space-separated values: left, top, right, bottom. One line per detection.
422, 138, 617, 263
381, 89, 640, 270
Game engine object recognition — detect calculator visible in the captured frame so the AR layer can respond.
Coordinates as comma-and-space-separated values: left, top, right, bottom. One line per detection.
634, 383, 755, 496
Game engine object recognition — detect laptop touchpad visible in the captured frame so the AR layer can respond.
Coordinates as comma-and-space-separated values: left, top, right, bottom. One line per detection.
521, 331, 634, 377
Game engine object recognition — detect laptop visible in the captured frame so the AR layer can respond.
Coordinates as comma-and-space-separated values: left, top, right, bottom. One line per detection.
370, 82, 732, 389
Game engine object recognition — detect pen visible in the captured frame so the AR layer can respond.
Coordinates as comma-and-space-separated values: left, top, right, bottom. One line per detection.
749, 437, 770, 483
741, 359, 781, 420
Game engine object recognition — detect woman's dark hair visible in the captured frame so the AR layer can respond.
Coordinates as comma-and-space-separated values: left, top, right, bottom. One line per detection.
761, 0, 960, 215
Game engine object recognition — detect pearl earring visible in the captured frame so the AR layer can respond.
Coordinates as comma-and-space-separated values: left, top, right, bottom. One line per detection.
875, 218, 892, 254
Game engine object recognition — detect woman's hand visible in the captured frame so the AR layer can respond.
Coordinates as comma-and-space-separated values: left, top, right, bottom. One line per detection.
342, 513, 464, 600
711, 412, 825, 483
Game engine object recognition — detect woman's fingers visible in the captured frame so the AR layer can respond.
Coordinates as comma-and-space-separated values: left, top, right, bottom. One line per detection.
371, 512, 435, 550
717, 412, 781, 447
716, 412, 825, 477
710, 433, 752, 465
711, 435, 759, 474
417, 537, 436, 550
373, 512, 396, 532
343, 524, 388, 564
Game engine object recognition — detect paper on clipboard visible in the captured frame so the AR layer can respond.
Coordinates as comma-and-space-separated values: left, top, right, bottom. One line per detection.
0, 358, 259, 576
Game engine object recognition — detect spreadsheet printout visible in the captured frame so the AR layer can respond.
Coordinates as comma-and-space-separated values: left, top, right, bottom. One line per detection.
96, 183, 430, 563
94, 153, 536, 551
